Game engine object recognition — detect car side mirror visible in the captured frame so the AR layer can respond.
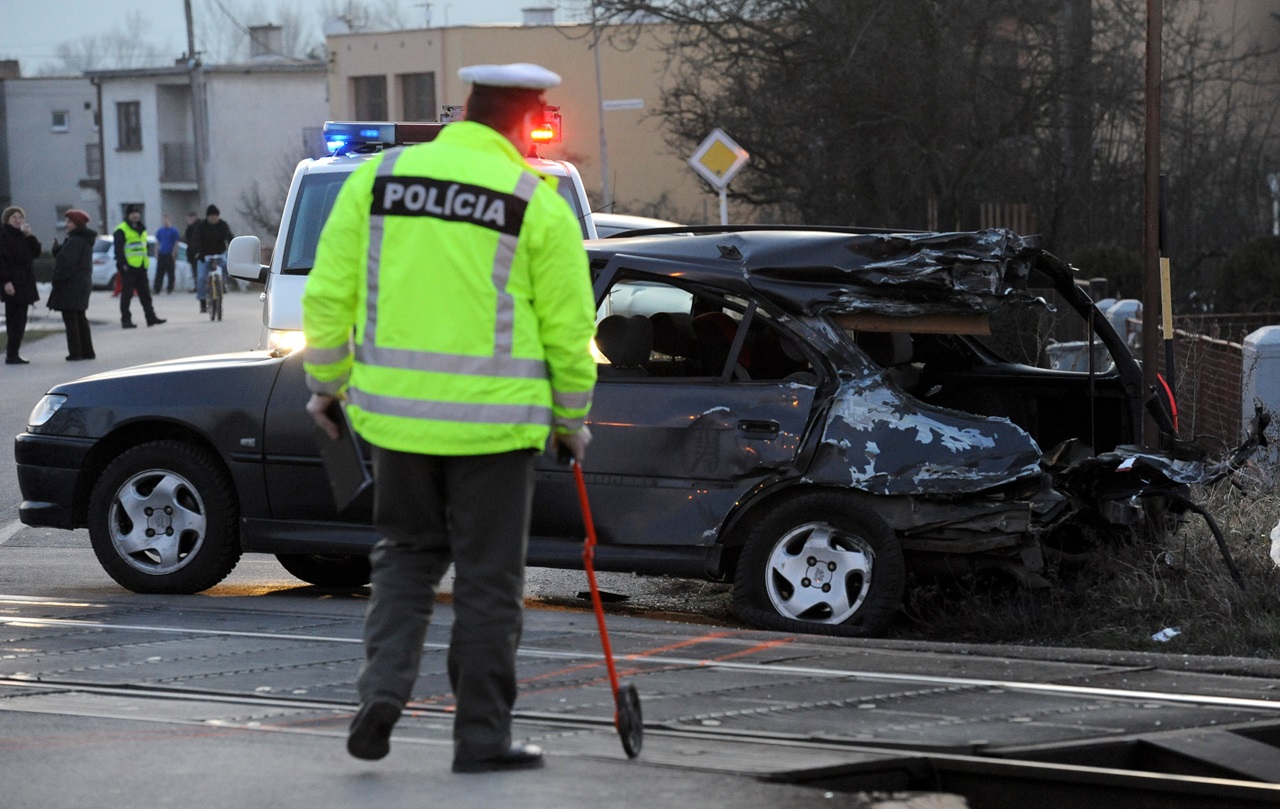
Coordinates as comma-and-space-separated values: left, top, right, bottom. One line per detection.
228, 235, 267, 284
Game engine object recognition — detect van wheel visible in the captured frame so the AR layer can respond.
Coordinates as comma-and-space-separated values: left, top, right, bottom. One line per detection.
276, 553, 371, 588
733, 492, 904, 637
88, 441, 240, 594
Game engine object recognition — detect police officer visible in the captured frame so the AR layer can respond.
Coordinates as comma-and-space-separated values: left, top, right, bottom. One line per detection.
114, 205, 165, 328
302, 63, 596, 773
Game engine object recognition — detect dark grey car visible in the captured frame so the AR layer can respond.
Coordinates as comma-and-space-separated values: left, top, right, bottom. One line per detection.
18, 226, 1245, 637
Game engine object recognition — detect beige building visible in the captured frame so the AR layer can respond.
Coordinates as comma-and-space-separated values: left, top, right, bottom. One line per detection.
325, 20, 735, 224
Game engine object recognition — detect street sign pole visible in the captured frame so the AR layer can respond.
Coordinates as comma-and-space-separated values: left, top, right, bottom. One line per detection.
688, 128, 749, 225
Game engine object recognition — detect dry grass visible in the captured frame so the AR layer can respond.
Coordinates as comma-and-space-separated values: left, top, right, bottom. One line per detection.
896, 479, 1280, 658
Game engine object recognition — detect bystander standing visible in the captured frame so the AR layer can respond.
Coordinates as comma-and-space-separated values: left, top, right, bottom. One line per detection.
49, 209, 96, 361
153, 213, 180, 294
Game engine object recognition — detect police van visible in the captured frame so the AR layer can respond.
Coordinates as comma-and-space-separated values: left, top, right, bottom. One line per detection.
228, 118, 597, 354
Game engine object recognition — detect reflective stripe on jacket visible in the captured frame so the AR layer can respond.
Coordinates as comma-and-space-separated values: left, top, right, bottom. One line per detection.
115, 221, 147, 268
302, 121, 596, 456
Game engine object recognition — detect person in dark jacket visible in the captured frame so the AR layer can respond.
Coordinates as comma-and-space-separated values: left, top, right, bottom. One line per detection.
0, 205, 43, 365
49, 209, 97, 361
191, 204, 233, 313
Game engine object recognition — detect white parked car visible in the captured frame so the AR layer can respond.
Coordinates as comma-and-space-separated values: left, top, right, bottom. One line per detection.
91, 236, 189, 290
591, 212, 682, 238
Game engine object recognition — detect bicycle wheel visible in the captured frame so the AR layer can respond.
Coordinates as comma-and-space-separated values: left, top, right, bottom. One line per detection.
209, 275, 222, 321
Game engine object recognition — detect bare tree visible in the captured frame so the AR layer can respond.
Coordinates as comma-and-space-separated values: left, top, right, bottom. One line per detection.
593, 0, 1280, 308
37, 11, 165, 74
195, 0, 414, 63
237, 151, 305, 243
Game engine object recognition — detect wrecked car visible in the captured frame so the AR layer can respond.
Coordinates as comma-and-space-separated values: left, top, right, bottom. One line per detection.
14, 226, 1260, 637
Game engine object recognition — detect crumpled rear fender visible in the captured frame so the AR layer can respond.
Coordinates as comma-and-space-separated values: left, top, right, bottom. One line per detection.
807, 376, 1046, 496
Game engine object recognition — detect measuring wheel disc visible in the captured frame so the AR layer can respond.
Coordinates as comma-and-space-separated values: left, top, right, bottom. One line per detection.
616, 682, 643, 758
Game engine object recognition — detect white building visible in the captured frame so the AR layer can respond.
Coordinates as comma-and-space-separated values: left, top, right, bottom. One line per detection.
0, 64, 103, 245
88, 49, 326, 245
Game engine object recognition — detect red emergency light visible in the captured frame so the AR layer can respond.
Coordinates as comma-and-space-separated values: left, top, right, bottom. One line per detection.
531, 107, 563, 144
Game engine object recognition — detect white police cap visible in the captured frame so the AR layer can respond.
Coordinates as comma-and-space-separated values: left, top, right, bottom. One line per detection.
458, 63, 561, 90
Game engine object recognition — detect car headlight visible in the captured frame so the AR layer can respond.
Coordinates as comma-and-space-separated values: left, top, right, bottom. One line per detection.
267, 329, 307, 356
28, 394, 67, 428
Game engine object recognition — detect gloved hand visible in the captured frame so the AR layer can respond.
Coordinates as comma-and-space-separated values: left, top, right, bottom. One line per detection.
553, 425, 592, 465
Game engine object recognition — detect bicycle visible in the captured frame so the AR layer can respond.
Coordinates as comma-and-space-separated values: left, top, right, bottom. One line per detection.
206, 253, 227, 322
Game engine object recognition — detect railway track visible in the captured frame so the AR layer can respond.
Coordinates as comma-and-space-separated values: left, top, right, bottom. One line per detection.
4, 601, 1280, 807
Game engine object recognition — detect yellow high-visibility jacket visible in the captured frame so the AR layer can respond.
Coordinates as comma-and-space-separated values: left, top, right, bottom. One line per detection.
115, 221, 147, 268
302, 121, 596, 456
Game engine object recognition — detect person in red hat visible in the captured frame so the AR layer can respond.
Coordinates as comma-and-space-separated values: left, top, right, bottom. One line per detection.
49, 209, 97, 360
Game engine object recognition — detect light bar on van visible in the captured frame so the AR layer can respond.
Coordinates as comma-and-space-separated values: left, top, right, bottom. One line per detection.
322, 121, 446, 156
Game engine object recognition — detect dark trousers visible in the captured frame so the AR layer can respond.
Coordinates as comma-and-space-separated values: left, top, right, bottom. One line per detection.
153, 254, 176, 293
359, 446, 535, 761
61, 310, 94, 359
4, 299, 28, 359
119, 266, 158, 325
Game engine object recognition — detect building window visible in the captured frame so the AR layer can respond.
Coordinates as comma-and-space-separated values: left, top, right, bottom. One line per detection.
352, 76, 388, 120
117, 101, 142, 151
55, 205, 73, 224
85, 143, 101, 178
52, 110, 70, 132
399, 72, 436, 121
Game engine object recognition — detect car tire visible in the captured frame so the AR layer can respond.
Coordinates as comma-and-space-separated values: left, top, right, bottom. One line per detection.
275, 553, 371, 589
732, 492, 905, 637
88, 440, 241, 594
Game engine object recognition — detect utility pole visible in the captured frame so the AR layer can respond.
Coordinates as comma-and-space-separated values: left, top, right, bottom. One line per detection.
591, 5, 612, 212
1142, 0, 1163, 448
185, 0, 206, 202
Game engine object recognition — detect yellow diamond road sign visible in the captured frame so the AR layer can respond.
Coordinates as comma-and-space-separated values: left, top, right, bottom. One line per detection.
689, 128, 749, 190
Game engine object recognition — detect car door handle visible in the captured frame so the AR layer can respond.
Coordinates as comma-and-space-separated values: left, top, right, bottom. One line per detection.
737, 419, 780, 437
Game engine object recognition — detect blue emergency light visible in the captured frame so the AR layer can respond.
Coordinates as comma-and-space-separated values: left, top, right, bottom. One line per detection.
323, 121, 449, 155
323, 122, 396, 155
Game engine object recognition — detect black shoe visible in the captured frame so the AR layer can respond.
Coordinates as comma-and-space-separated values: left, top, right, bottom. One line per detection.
5, 356, 29, 365
122, 322, 137, 329
452, 744, 545, 774
66, 356, 84, 361
346, 699, 401, 761
147, 318, 166, 326
199, 301, 207, 313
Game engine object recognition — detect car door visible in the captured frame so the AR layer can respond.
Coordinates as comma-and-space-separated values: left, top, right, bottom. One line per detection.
261, 350, 374, 523
530, 272, 818, 565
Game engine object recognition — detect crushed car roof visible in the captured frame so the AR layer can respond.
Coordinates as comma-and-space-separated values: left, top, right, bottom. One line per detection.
587, 227, 1057, 317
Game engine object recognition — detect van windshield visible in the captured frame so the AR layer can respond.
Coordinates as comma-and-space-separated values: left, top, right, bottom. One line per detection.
280, 166, 589, 275
280, 172, 349, 275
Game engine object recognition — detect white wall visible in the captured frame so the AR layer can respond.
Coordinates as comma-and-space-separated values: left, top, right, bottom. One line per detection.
3, 77, 101, 242
203, 66, 328, 244
98, 74, 176, 230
